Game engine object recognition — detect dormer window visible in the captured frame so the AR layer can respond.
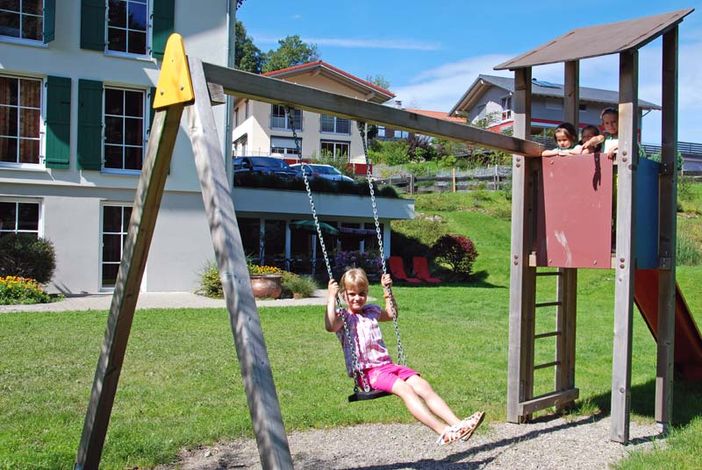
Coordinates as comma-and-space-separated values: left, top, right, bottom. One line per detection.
501, 96, 512, 121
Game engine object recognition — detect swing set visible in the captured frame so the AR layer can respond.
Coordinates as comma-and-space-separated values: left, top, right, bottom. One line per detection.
74, 8, 695, 469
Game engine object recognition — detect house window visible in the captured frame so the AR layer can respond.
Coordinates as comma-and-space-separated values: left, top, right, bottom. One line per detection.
104, 87, 145, 171
270, 136, 300, 157
394, 130, 409, 139
579, 103, 587, 111
244, 99, 249, 119
270, 105, 301, 130
234, 135, 247, 156
500, 96, 512, 121
107, 0, 148, 55
0, 200, 40, 237
320, 114, 350, 134
0, 0, 43, 41
377, 126, 386, 138
234, 107, 238, 127
0, 75, 41, 165
320, 140, 349, 159
101, 204, 132, 288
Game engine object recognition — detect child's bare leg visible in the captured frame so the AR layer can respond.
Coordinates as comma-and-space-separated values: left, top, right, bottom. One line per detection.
405, 375, 461, 426
391, 379, 446, 434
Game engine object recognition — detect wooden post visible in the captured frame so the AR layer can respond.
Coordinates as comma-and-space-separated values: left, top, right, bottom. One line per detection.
185, 57, 293, 469
507, 67, 536, 423
610, 50, 639, 443
556, 61, 579, 404
75, 105, 183, 469
452, 167, 457, 192
656, 26, 678, 433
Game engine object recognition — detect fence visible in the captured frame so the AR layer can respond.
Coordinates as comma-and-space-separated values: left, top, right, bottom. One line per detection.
377, 165, 512, 194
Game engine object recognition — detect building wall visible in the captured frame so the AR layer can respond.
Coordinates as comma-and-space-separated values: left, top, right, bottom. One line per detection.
232, 74, 373, 162
0, 1, 230, 293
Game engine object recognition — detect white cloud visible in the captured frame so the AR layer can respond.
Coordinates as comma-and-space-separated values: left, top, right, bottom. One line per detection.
251, 33, 440, 51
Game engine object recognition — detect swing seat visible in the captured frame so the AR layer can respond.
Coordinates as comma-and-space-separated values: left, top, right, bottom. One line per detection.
348, 389, 390, 402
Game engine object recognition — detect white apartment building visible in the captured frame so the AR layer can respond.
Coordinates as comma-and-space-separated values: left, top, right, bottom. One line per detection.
0, 0, 231, 294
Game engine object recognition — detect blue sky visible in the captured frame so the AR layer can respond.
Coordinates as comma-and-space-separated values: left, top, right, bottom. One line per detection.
237, 1, 702, 144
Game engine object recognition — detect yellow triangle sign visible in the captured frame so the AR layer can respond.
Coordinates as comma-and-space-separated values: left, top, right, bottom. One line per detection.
153, 33, 195, 109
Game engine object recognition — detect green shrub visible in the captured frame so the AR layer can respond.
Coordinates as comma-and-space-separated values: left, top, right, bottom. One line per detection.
677, 234, 702, 266
198, 261, 318, 298
431, 234, 479, 279
0, 234, 56, 284
0, 276, 51, 305
281, 272, 317, 298
392, 217, 447, 248
198, 261, 223, 298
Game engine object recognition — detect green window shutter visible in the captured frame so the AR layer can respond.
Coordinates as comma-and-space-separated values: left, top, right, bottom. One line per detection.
80, 0, 106, 51
151, 0, 175, 59
149, 86, 157, 133
45, 76, 71, 169
77, 79, 103, 171
43, 0, 56, 43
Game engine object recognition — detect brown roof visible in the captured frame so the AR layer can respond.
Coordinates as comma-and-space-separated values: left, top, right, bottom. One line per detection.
263, 60, 395, 102
404, 108, 466, 124
495, 8, 694, 70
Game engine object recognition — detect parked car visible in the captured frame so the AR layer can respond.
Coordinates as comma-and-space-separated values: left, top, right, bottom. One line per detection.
290, 163, 355, 183
233, 156, 298, 179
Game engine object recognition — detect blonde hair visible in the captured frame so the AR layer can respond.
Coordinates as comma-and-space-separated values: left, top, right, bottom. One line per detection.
339, 268, 369, 294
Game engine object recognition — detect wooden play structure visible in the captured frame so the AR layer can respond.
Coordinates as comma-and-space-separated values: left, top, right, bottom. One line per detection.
74, 8, 696, 469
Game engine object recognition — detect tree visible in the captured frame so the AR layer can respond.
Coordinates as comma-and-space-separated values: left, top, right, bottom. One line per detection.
366, 74, 390, 90
234, 21, 263, 73
262, 35, 319, 73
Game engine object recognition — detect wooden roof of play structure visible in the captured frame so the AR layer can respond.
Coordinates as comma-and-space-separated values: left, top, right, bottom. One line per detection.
495, 8, 693, 70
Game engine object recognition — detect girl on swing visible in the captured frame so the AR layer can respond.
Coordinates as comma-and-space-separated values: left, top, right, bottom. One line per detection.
325, 268, 485, 446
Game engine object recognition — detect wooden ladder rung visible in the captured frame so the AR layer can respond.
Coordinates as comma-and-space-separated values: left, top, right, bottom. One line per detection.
536, 271, 561, 277
534, 331, 561, 339
535, 301, 561, 308
518, 388, 580, 415
534, 360, 560, 370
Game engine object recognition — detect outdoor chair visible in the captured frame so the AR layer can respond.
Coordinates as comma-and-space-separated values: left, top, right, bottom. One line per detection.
412, 256, 443, 284
388, 256, 422, 284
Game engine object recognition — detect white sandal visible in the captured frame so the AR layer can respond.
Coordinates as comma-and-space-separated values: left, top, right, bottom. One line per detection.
459, 411, 485, 441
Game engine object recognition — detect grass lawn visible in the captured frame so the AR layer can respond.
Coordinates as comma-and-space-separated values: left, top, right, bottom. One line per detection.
1, 187, 701, 468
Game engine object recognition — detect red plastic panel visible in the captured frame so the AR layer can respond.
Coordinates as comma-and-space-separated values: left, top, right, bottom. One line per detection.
535, 154, 613, 269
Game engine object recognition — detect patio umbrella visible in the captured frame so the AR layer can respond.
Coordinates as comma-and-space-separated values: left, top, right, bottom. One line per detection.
290, 220, 339, 235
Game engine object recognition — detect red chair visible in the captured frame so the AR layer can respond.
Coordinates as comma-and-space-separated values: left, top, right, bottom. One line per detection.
412, 256, 442, 284
388, 256, 422, 284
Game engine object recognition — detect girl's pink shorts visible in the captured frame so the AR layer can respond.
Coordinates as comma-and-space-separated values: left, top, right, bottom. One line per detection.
364, 363, 419, 393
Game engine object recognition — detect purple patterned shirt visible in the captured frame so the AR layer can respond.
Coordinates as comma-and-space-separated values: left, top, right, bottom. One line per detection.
336, 304, 392, 376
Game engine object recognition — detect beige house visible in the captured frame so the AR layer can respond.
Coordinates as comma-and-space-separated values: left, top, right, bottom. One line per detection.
232, 60, 394, 164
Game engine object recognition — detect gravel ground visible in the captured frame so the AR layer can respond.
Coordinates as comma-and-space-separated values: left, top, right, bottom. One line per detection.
163, 415, 664, 469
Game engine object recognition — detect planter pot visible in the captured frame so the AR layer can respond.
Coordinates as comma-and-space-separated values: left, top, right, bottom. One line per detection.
250, 274, 283, 299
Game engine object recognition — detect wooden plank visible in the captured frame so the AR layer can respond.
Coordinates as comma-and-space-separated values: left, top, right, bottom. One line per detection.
207, 82, 226, 106
655, 26, 678, 432
507, 67, 537, 423
201, 62, 544, 157
557, 62, 579, 410
519, 388, 580, 416
610, 50, 639, 444
185, 57, 293, 469
75, 105, 183, 468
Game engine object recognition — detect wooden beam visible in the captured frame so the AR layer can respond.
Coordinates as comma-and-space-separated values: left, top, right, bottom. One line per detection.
656, 26, 678, 433
557, 61, 579, 409
185, 57, 293, 469
75, 105, 183, 469
519, 388, 579, 416
610, 49, 639, 444
201, 62, 544, 157
507, 67, 537, 423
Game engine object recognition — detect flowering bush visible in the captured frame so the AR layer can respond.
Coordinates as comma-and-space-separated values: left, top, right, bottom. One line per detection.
431, 234, 479, 278
0, 276, 51, 305
248, 264, 284, 276
334, 250, 382, 277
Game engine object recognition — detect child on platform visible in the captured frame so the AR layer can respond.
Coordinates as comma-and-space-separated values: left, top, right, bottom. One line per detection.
580, 125, 601, 153
581, 107, 618, 156
325, 268, 485, 446
541, 122, 582, 157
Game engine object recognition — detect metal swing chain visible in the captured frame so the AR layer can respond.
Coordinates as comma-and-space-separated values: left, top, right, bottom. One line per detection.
358, 122, 406, 366
286, 106, 370, 393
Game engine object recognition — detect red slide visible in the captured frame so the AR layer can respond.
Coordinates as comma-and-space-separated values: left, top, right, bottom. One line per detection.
634, 269, 702, 381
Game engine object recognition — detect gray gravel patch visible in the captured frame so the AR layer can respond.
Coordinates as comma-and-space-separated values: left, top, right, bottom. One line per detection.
164, 415, 664, 469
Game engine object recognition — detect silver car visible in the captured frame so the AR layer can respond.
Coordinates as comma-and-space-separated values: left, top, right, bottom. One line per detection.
290, 163, 355, 183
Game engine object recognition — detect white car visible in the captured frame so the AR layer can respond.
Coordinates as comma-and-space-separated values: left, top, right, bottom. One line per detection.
290, 163, 355, 183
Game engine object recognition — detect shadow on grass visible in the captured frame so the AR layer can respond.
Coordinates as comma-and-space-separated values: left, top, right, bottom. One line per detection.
393, 271, 506, 289
569, 378, 702, 427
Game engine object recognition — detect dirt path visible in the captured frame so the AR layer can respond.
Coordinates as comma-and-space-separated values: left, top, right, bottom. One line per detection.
162, 415, 663, 469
